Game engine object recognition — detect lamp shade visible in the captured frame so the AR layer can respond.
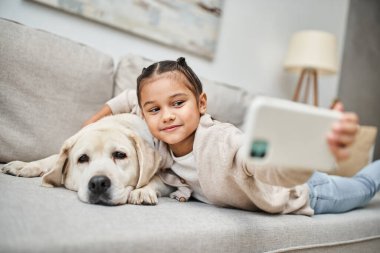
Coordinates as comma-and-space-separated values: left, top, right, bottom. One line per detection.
284, 30, 338, 75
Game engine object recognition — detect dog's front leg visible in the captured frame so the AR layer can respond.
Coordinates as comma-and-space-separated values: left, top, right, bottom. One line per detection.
128, 175, 174, 205
1, 154, 59, 177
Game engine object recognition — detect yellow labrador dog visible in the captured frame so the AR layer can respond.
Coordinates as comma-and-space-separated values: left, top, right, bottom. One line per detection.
1, 114, 173, 205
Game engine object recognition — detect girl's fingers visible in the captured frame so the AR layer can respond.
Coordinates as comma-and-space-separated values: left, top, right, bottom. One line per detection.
328, 112, 359, 161
328, 102, 359, 161
327, 134, 350, 161
340, 112, 359, 125
331, 122, 359, 146
333, 112, 359, 136
331, 100, 345, 112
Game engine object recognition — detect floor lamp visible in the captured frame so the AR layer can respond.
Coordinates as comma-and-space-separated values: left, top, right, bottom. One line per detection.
284, 30, 338, 107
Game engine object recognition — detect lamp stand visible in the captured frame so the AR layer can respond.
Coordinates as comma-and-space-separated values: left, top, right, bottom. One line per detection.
292, 68, 319, 106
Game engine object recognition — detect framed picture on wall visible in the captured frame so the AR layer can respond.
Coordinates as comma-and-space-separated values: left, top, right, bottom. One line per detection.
30, 0, 224, 60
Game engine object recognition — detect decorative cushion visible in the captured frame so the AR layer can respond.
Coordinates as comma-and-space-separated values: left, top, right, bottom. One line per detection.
334, 126, 378, 177
0, 19, 114, 162
114, 54, 254, 128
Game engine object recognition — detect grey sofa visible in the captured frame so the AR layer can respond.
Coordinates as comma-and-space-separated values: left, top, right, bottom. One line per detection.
1, 18, 379, 253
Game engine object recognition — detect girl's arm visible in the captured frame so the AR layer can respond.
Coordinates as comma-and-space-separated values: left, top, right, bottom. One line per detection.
82, 104, 112, 127
82, 89, 139, 127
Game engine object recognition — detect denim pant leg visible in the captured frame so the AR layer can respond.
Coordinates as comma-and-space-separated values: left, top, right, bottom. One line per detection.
307, 160, 380, 214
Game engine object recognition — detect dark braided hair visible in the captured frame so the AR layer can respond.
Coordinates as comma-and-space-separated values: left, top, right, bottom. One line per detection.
136, 57, 203, 107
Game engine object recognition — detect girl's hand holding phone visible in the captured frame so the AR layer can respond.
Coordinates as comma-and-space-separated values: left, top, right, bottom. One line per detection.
328, 101, 360, 161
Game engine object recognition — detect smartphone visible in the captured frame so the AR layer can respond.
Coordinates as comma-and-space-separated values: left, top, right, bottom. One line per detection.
244, 96, 342, 172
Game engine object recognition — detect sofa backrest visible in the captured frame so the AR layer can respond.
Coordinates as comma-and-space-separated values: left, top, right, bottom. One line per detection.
0, 18, 114, 162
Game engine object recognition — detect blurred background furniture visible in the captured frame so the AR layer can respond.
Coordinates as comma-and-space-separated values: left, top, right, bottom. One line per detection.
284, 30, 338, 106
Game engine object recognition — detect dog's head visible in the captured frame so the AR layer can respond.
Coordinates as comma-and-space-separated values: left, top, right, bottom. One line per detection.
41, 115, 161, 205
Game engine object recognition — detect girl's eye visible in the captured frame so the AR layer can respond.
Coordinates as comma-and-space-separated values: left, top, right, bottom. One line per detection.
173, 100, 184, 107
78, 154, 89, 163
148, 107, 160, 113
112, 151, 127, 160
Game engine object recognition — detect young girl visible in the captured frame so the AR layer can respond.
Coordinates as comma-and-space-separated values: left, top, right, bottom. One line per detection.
85, 57, 380, 215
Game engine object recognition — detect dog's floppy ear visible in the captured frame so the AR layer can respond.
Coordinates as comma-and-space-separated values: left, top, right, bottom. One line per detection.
128, 133, 162, 188
41, 133, 79, 187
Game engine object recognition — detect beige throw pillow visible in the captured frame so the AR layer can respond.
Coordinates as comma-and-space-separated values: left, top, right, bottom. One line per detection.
333, 126, 378, 177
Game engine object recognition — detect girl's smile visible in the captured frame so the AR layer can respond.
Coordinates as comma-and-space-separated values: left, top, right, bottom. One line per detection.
161, 124, 182, 132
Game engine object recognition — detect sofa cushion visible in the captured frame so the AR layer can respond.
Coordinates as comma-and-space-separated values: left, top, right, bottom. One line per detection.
0, 19, 114, 162
0, 172, 379, 253
114, 54, 254, 128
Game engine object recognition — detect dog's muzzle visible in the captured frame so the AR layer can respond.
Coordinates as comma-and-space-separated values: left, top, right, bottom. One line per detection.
88, 175, 112, 205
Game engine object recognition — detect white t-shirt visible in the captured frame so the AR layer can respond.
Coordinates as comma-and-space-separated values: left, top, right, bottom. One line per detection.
170, 151, 211, 204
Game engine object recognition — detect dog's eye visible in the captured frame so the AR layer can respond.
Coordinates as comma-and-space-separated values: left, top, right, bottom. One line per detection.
112, 151, 127, 159
78, 154, 89, 163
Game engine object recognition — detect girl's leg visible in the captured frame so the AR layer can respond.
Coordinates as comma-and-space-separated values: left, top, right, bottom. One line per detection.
307, 160, 380, 214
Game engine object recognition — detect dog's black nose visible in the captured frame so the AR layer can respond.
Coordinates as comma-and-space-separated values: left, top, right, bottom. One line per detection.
88, 176, 111, 195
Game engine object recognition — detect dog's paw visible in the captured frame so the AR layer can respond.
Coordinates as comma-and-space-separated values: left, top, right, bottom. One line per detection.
170, 190, 189, 202
128, 188, 158, 205
1, 161, 44, 177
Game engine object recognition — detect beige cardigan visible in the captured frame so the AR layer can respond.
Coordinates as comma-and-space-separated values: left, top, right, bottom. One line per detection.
108, 90, 315, 215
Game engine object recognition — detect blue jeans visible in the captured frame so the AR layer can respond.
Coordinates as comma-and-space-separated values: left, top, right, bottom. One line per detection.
307, 160, 380, 214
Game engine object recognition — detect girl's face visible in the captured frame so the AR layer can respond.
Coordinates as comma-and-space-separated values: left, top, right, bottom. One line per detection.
140, 75, 207, 157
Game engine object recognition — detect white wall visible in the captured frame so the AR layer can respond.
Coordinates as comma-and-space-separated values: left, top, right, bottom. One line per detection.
0, 0, 349, 108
